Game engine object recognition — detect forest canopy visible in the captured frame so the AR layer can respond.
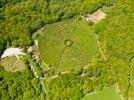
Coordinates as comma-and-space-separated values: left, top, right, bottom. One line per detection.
0, 0, 134, 100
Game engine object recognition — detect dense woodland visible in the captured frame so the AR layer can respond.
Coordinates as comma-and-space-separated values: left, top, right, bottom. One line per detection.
0, 0, 134, 100
0, 65, 47, 100
0, 0, 111, 55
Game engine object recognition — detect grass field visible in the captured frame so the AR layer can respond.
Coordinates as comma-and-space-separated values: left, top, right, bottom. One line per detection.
38, 19, 99, 71
1, 56, 25, 72
81, 86, 121, 100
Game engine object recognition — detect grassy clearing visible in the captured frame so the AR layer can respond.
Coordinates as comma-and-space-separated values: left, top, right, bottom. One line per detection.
1, 56, 25, 72
81, 86, 121, 100
38, 19, 99, 71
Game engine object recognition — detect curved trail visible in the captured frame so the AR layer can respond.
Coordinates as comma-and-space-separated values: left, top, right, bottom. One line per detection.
115, 83, 124, 100
29, 63, 48, 95
94, 33, 107, 61
41, 80, 48, 95
48, 71, 69, 80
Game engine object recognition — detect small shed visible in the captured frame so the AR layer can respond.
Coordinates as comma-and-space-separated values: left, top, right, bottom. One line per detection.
86, 9, 106, 23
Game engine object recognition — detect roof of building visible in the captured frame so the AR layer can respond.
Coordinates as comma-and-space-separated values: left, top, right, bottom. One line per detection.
1, 47, 25, 59
87, 9, 106, 23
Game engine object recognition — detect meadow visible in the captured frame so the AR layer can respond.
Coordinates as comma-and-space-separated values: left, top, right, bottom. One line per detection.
1, 56, 25, 72
38, 19, 99, 71
81, 86, 121, 100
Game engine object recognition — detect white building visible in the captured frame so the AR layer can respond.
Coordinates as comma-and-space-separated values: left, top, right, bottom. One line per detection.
86, 9, 106, 23
1, 47, 25, 59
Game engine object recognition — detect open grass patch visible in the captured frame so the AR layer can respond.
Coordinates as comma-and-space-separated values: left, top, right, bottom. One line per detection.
38, 19, 99, 71
1, 56, 25, 72
81, 86, 121, 100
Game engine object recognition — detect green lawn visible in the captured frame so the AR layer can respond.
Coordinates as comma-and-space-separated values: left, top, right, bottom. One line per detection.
38, 19, 99, 71
81, 86, 121, 100
1, 56, 25, 72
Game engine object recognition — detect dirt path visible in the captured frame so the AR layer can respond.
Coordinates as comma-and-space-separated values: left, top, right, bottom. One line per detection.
115, 83, 124, 100
29, 63, 48, 95
94, 33, 107, 61
41, 80, 48, 95
48, 71, 70, 80
34, 40, 38, 49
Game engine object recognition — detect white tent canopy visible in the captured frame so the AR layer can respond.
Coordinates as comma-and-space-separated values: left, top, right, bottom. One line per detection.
86, 9, 106, 23
1, 47, 25, 59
